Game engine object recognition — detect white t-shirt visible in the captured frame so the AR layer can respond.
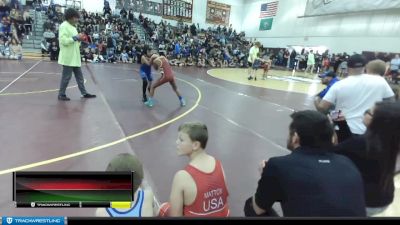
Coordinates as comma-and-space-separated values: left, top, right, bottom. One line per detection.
323, 74, 394, 134
247, 46, 259, 63
307, 53, 315, 65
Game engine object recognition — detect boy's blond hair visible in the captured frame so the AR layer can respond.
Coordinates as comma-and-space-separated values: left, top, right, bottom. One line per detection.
366, 59, 387, 76
178, 122, 208, 149
106, 153, 144, 193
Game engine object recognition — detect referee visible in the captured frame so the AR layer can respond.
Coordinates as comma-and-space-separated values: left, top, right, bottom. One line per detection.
247, 42, 261, 81
57, 8, 96, 101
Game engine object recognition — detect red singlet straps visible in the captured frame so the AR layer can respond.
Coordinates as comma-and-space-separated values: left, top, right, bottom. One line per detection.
183, 159, 230, 217
160, 57, 173, 80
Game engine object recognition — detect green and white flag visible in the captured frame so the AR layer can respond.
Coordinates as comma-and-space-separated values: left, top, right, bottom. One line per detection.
259, 18, 273, 31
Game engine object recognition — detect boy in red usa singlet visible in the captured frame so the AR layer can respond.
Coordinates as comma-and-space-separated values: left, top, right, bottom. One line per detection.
158, 122, 230, 217
144, 54, 185, 107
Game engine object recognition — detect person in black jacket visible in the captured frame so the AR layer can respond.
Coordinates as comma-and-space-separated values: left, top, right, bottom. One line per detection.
128, 9, 134, 22
244, 110, 366, 217
334, 101, 400, 216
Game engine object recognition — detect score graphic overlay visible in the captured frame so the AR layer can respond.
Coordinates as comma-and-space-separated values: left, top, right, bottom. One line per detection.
13, 172, 134, 208
1, 217, 65, 225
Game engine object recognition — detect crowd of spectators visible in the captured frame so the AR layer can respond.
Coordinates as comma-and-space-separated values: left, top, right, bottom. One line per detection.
0, 0, 30, 60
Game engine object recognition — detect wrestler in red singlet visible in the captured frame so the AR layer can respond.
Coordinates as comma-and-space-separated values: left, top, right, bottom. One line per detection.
183, 159, 230, 217
159, 159, 230, 217
144, 55, 185, 107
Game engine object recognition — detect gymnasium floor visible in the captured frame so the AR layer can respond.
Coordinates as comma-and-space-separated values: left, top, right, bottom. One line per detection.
0, 59, 399, 217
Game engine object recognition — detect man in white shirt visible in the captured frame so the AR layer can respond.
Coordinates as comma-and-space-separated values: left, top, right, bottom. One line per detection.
305, 50, 315, 75
247, 42, 261, 81
315, 54, 394, 136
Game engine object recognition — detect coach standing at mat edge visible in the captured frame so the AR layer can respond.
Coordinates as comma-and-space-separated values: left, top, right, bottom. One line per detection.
57, 8, 96, 101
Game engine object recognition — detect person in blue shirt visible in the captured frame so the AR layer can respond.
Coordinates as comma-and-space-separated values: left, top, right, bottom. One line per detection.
174, 41, 181, 57
316, 70, 339, 99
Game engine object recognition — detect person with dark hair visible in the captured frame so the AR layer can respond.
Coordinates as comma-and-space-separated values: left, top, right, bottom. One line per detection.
49, 41, 58, 61
120, 7, 127, 20
57, 8, 96, 101
139, 45, 153, 102
103, 0, 111, 17
315, 70, 339, 99
244, 110, 366, 217
334, 101, 400, 216
128, 9, 134, 22
144, 54, 185, 107
289, 49, 296, 70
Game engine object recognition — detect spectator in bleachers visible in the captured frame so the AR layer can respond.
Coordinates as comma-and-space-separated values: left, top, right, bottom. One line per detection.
2, 16, 11, 36
244, 110, 366, 217
16, 23, 24, 40
49, 40, 58, 61
42, 4, 252, 67
43, 19, 52, 30
105, 21, 112, 32
197, 53, 206, 67
120, 49, 128, 63
40, 37, 48, 56
34, 0, 43, 19
103, 0, 111, 18
0, 0, 11, 19
8, 37, 21, 59
389, 54, 400, 84
43, 28, 55, 42
0, 1, 31, 60
9, 21, 20, 42
10, 0, 19, 9
120, 7, 127, 20
334, 101, 400, 216
9, 8, 20, 20
128, 9, 134, 22
0, 36, 6, 58
95, 153, 154, 217
190, 23, 196, 36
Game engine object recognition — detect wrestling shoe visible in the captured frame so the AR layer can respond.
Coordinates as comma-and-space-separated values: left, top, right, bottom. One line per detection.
144, 99, 154, 107
180, 97, 186, 107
